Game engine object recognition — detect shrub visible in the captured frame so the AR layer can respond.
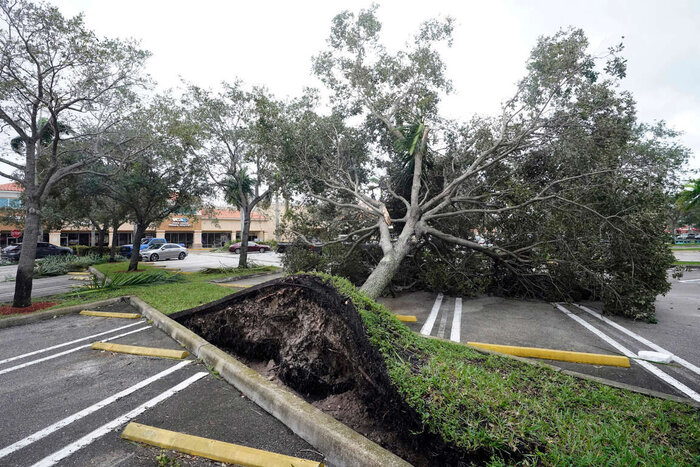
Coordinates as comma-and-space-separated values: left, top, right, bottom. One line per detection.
70, 246, 110, 256
34, 254, 120, 277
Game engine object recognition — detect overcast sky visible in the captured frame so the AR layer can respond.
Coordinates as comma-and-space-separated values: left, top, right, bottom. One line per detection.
23, 1, 700, 176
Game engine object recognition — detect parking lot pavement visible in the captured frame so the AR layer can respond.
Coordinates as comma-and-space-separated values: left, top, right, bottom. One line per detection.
0, 274, 75, 303
151, 250, 283, 273
378, 272, 700, 402
674, 249, 700, 262
0, 302, 325, 466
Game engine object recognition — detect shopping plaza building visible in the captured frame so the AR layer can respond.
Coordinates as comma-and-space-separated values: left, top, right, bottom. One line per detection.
0, 182, 279, 249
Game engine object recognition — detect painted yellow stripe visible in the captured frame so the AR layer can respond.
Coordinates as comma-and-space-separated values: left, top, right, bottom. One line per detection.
70, 276, 93, 281
91, 342, 188, 359
67, 271, 91, 276
80, 310, 141, 319
216, 283, 251, 288
121, 423, 323, 467
467, 342, 630, 367
395, 314, 418, 322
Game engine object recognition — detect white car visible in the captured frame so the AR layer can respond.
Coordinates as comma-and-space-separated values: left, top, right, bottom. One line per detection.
140, 243, 188, 262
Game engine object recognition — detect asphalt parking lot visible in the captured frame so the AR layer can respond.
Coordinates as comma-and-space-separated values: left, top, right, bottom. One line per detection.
0, 301, 325, 466
379, 269, 700, 403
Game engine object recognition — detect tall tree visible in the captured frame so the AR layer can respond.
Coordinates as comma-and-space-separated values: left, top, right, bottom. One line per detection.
281, 7, 687, 319
103, 99, 210, 272
0, 0, 149, 306
186, 83, 279, 268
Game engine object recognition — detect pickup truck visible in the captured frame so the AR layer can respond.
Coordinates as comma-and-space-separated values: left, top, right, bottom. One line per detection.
119, 238, 184, 258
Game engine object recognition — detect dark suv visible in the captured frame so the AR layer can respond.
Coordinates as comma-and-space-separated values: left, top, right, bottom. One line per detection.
1, 242, 74, 261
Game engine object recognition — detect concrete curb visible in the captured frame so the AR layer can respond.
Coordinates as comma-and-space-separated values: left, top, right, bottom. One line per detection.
0, 296, 127, 329
425, 335, 699, 409
128, 296, 411, 467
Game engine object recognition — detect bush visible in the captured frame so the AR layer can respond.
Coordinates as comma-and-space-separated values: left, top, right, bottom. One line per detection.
34, 254, 121, 277
70, 245, 110, 256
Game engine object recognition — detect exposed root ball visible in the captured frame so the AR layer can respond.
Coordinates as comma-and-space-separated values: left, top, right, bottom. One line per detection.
173, 275, 404, 406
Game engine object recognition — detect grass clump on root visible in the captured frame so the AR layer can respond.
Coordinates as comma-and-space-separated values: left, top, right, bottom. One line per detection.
311, 272, 699, 466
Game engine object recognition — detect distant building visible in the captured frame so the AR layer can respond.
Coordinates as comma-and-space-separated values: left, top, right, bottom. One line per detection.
0, 182, 281, 248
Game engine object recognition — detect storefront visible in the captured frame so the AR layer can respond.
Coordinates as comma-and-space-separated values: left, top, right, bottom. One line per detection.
165, 232, 194, 248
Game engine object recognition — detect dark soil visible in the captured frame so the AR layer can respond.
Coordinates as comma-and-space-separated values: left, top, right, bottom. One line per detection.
0, 301, 57, 315
172, 275, 449, 466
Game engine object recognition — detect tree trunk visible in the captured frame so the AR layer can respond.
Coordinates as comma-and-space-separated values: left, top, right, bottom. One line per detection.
13, 203, 41, 307
97, 228, 106, 253
238, 205, 252, 268
110, 219, 120, 262
360, 238, 413, 300
128, 224, 147, 272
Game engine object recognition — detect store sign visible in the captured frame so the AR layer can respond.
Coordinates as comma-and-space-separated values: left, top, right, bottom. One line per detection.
169, 217, 191, 227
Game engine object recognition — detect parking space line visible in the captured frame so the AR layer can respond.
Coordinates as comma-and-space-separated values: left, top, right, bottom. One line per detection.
420, 293, 443, 336
31, 372, 208, 467
0, 321, 146, 366
450, 298, 462, 343
121, 422, 322, 467
0, 361, 192, 460
0, 326, 151, 376
573, 303, 700, 377
679, 278, 700, 283
554, 304, 700, 402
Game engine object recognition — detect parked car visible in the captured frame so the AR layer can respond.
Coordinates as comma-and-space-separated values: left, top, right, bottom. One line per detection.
120, 237, 184, 258
139, 243, 188, 262
228, 241, 270, 254
1, 242, 73, 261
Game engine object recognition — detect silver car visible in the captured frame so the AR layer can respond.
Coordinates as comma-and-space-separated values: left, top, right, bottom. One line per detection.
140, 243, 188, 262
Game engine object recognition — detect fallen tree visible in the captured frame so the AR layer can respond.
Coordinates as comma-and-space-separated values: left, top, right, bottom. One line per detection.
174, 274, 699, 465
280, 7, 688, 320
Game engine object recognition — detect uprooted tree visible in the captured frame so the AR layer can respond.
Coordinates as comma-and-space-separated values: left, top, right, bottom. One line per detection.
0, 0, 148, 306
280, 7, 688, 319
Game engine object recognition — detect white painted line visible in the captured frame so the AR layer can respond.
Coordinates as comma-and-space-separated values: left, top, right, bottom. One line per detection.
450, 298, 462, 343
437, 299, 449, 339
0, 361, 191, 459
0, 326, 151, 376
573, 303, 700, 377
420, 293, 443, 336
0, 321, 146, 366
679, 278, 700, 283
31, 372, 208, 467
555, 304, 700, 402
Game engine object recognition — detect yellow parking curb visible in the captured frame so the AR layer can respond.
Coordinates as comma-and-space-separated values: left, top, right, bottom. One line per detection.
91, 342, 188, 359
121, 423, 323, 467
395, 314, 417, 322
80, 310, 141, 319
67, 271, 91, 276
216, 283, 251, 288
467, 342, 630, 367
70, 276, 93, 281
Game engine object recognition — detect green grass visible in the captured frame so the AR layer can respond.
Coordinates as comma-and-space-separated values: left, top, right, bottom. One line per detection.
673, 261, 700, 266
671, 246, 700, 250
312, 272, 700, 466
49, 263, 279, 315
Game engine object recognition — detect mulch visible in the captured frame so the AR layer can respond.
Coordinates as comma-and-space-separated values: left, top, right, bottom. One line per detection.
0, 301, 58, 316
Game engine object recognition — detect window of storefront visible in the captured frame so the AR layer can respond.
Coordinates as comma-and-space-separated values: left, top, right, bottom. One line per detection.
202, 232, 230, 248
234, 232, 260, 242
60, 232, 92, 246
165, 232, 193, 248
117, 233, 132, 246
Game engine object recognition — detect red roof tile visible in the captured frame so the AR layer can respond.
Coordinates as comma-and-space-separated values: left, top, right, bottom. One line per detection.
0, 182, 23, 192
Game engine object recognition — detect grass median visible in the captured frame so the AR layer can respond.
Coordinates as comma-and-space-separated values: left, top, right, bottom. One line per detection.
50, 262, 279, 315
